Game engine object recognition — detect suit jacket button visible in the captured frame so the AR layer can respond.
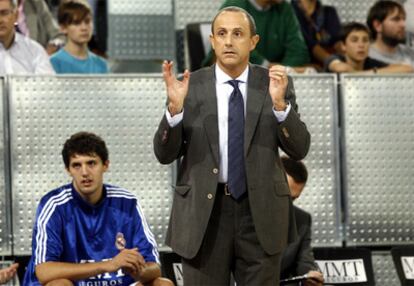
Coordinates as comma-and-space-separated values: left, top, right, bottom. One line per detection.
207, 193, 213, 200
212, 168, 218, 174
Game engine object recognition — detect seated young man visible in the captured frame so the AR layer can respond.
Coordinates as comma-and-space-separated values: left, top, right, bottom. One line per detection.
23, 132, 172, 286
324, 22, 413, 73
50, 0, 109, 73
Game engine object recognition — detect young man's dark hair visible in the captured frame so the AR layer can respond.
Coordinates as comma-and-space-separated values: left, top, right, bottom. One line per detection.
62, 131, 108, 168
340, 22, 370, 43
57, 0, 91, 26
367, 0, 405, 40
281, 156, 308, 184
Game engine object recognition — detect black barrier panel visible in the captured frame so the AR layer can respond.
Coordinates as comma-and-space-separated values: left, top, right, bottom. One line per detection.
160, 251, 183, 286
392, 246, 414, 286
314, 247, 375, 286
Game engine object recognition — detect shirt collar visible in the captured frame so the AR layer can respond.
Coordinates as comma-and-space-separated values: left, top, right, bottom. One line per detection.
215, 64, 249, 85
0, 31, 18, 50
71, 182, 108, 211
13, 31, 21, 43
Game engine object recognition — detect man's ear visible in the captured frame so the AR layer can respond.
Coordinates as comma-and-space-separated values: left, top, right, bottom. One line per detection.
250, 34, 260, 51
103, 160, 110, 172
340, 41, 346, 54
209, 34, 215, 50
60, 25, 68, 34
372, 19, 382, 33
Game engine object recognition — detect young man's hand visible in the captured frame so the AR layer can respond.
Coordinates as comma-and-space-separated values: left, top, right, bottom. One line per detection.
108, 248, 146, 274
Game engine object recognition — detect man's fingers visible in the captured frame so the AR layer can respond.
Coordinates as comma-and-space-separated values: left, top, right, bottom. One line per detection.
123, 250, 145, 271
306, 271, 324, 285
123, 261, 140, 274
162, 62, 170, 76
119, 255, 140, 273
162, 61, 175, 84
269, 65, 288, 82
183, 69, 190, 78
4, 263, 17, 271
182, 69, 190, 85
137, 255, 146, 267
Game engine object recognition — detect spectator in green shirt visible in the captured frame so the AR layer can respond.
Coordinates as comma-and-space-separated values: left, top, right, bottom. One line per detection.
203, 0, 310, 68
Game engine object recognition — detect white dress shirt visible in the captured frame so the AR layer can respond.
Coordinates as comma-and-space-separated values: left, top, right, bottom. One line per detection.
166, 64, 291, 182
0, 32, 55, 75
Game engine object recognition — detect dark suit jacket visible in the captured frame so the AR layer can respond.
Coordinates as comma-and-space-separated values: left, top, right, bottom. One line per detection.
281, 206, 318, 280
153, 64, 311, 259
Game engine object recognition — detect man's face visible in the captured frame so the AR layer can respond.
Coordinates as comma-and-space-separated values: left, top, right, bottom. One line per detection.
66, 153, 108, 204
0, 0, 17, 44
287, 174, 305, 201
210, 11, 259, 74
344, 30, 370, 63
378, 8, 406, 46
61, 15, 93, 46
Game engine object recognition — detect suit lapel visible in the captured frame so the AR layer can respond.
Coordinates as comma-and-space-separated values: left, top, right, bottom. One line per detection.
245, 65, 267, 156
201, 66, 220, 166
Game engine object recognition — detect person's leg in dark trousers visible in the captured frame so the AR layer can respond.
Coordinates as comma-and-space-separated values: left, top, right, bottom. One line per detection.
182, 187, 281, 285
182, 189, 234, 285
233, 195, 281, 286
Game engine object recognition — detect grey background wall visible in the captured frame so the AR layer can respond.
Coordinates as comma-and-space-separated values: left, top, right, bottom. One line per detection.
2, 74, 413, 286
1, 74, 414, 253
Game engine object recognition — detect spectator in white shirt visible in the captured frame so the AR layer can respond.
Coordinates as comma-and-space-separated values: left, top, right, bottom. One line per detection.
0, 0, 54, 74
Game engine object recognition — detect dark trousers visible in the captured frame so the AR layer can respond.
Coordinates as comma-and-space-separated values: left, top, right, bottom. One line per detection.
182, 185, 281, 285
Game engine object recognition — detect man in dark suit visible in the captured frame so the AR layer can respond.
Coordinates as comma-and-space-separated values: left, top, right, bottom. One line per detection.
280, 156, 324, 286
153, 6, 310, 285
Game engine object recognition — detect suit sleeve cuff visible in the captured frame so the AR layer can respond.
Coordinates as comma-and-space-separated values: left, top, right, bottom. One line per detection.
272, 102, 291, 122
165, 109, 184, 127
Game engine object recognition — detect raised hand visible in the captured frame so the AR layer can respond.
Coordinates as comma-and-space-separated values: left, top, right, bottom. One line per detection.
162, 60, 190, 116
109, 248, 146, 275
268, 65, 289, 111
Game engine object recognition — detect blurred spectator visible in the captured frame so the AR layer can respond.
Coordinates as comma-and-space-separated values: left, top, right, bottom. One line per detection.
203, 0, 310, 68
291, 0, 342, 69
0, 263, 19, 284
280, 156, 324, 286
404, 0, 414, 46
17, 0, 64, 54
0, 0, 55, 74
367, 0, 414, 67
325, 22, 413, 73
50, 0, 108, 73
85, 0, 107, 57
45, 0, 107, 56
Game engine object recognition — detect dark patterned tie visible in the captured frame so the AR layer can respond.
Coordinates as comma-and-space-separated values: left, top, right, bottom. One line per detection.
227, 80, 247, 199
